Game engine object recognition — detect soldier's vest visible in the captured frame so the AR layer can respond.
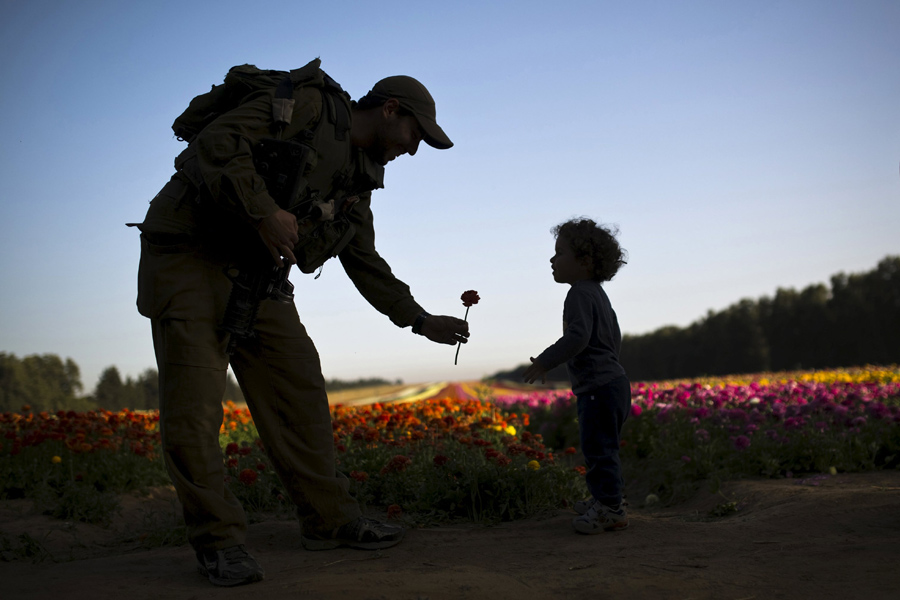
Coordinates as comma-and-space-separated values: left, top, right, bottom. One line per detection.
172, 59, 371, 274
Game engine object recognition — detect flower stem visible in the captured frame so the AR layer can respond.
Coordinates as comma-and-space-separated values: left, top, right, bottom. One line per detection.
454, 306, 470, 365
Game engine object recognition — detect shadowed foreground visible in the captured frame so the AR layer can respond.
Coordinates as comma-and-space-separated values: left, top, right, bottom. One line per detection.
3, 471, 899, 600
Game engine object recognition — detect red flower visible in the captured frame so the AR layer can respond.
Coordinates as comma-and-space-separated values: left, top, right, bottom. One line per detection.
380, 454, 412, 475
386, 504, 403, 519
433, 455, 450, 467
461, 290, 480, 307
350, 470, 369, 483
239, 468, 258, 485
225, 442, 239, 455
564, 447, 577, 455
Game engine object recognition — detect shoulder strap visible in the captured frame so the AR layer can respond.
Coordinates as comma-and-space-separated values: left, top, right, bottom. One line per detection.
271, 75, 295, 139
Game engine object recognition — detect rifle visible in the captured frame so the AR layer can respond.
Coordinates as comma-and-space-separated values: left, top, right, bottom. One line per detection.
221, 262, 295, 355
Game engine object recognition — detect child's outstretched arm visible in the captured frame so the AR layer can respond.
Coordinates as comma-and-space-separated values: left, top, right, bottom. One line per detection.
523, 287, 594, 385
522, 357, 547, 384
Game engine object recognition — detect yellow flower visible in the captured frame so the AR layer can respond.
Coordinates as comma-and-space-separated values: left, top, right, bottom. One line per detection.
51, 456, 62, 464
504, 425, 517, 436
527, 460, 540, 471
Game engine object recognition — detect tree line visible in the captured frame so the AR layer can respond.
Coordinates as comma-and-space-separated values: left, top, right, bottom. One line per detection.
621, 255, 900, 380
0, 356, 239, 413
488, 255, 900, 383
0, 352, 402, 413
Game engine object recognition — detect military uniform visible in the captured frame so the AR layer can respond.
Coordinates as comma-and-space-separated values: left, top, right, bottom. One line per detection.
135, 62, 425, 551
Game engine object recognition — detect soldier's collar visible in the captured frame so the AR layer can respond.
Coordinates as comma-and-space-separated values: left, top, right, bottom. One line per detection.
355, 148, 385, 191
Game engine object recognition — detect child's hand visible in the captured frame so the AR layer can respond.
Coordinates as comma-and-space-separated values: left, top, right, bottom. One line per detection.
522, 357, 547, 384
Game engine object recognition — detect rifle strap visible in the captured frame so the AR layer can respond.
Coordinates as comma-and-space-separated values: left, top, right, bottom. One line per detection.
271, 75, 296, 140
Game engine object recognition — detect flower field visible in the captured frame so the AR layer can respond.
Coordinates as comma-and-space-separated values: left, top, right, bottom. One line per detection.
495, 365, 900, 502
1, 366, 898, 529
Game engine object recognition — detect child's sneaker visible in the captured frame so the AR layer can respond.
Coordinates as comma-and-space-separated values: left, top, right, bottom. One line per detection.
573, 495, 628, 515
573, 497, 594, 515
572, 501, 628, 534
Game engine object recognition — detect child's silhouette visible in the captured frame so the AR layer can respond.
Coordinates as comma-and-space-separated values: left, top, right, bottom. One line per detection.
523, 218, 631, 533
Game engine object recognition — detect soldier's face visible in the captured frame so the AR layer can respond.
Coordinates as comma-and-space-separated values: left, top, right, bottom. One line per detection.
373, 105, 423, 165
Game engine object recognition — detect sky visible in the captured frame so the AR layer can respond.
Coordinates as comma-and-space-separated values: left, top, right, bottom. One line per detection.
1, 0, 898, 393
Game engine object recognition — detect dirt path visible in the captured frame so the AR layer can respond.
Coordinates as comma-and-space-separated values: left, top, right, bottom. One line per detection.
3, 471, 899, 600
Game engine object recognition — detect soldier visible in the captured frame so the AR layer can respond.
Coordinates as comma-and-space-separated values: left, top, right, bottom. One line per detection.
132, 59, 468, 587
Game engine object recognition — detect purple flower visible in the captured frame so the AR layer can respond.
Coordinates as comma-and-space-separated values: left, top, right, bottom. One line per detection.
733, 435, 751, 450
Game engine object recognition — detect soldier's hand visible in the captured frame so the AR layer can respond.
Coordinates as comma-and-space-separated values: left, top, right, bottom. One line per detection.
420, 315, 470, 346
523, 357, 547, 384
257, 210, 299, 267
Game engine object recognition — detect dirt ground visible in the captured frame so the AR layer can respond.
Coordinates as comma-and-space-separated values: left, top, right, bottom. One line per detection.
2, 470, 899, 600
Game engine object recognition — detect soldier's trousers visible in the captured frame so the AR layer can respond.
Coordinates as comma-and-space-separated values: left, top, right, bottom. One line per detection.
139, 229, 361, 551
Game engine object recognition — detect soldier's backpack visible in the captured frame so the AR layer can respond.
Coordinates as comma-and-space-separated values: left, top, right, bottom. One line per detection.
171, 58, 349, 143
170, 59, 359, 276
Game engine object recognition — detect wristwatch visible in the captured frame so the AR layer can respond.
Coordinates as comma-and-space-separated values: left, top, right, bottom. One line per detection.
411, 311, 430, 335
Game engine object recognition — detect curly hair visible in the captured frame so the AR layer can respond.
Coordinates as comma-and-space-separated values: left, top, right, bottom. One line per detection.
552, 218, 627, 283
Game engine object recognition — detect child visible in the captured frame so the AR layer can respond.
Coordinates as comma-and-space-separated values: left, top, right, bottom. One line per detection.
523, 217, 631, 534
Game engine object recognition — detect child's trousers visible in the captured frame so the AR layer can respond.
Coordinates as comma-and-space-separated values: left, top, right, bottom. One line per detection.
577, 375, 632, 507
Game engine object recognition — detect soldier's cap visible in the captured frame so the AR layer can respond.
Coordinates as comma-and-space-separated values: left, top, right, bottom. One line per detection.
366, 75, 453, 149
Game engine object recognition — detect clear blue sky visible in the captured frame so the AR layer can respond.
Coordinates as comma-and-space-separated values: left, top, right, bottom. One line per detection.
1, 0, 898, 392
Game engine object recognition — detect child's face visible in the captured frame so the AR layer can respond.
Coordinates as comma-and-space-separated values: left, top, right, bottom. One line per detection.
550, 237, 593, 284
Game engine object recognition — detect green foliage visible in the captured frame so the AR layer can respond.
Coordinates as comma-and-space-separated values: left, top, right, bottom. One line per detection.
620, 255, 900, 380
0, 440, 169, 525
31, 479, 121, 525
0, 353, 251, 411
216, 421, 585, 524
0, 353, 90, 413
0, 532, 53, 562
92, 366, 160, 411
338, 437, 586, 523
